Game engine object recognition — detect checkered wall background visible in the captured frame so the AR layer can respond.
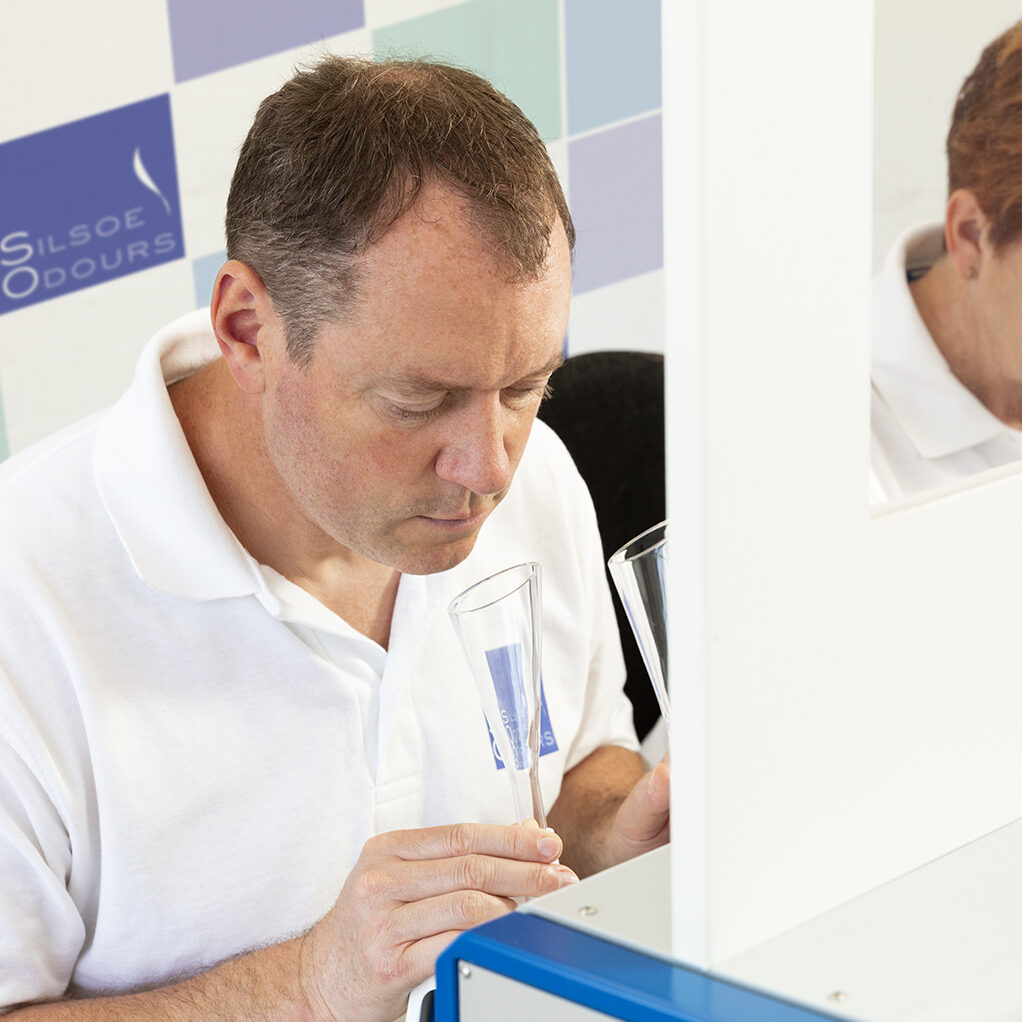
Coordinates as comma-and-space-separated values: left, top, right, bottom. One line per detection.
0, 0, 663, 460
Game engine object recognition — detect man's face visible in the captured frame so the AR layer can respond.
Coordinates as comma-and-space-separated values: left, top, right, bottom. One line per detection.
972, 236, 1022, 383
259, 187, 571, 576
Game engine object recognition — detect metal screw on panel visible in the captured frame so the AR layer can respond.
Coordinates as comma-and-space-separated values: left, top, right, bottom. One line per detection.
459, 964, 472, 979
577, 905, 599, 917
827, 992, 850, 1004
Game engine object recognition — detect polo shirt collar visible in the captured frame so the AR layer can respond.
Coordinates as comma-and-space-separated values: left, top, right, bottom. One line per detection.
871, 224, 1009, 460
94, 309, 278, 608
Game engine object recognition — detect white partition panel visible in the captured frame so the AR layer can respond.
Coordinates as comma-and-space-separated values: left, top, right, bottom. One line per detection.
664, 0, 1022, 968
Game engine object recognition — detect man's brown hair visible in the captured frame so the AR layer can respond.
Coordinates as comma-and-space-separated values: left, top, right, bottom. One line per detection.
948, 20, 1022, 249
226, 55, 575, 365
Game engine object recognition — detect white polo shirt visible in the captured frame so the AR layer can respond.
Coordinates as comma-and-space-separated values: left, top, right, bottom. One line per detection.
870, 224, 1022, 503
0, 310, 637, 1008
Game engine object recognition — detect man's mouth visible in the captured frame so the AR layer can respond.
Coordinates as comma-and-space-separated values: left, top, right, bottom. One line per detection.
417, 508, 489, 530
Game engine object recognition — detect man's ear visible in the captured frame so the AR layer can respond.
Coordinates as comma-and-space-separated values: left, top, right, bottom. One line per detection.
945, 189, 992, 282
210, 260, 278, 394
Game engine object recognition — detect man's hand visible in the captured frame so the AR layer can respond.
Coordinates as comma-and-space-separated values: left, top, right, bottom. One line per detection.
548, 746, 670, 878
599, 753, 670, 868
298, 821, 579, 1022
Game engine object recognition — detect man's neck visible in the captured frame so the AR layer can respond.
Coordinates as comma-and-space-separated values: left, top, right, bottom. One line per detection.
169, 360, 400, 648
910, 256, 1022, 429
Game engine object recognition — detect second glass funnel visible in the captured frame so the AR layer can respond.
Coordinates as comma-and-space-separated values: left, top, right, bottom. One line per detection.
448, 561, 547, 827
608, 520, 670, 732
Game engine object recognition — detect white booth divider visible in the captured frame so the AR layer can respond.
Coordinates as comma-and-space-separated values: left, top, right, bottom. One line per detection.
664, 0, 1022, 971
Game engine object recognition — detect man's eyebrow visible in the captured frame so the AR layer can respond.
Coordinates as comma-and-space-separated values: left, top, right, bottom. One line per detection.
539, 352, 566, 376
512, 352, 566, 382
383, 353, 566, 395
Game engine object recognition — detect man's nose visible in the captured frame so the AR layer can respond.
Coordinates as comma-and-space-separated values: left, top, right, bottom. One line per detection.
434, 395, 513, 497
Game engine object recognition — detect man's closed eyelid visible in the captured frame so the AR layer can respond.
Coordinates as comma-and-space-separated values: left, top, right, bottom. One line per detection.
384, 396, 445, 416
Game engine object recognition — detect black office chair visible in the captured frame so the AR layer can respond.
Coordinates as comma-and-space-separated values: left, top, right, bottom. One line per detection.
537, 350, 665, 741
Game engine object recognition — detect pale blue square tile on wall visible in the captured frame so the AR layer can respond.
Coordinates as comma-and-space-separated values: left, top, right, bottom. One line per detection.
565, 0, 661, 135
569, 113, 663, 295
168, 0, 365, 82
372, 0, 562, 141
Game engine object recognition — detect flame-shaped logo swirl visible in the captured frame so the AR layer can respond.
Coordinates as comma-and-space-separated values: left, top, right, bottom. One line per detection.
132, 147, 171, 215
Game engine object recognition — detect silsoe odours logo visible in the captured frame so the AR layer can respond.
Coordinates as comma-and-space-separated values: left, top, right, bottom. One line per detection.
0, 94, 184, 315
482, 643, 559, 770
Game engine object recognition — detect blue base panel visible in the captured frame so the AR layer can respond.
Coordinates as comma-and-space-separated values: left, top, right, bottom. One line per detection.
434, 912, 845, 1022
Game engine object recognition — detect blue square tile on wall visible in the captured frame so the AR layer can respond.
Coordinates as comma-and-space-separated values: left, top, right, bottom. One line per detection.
565, 0, 661, 135
167, 0, 365, 82
569, 113, 663, 295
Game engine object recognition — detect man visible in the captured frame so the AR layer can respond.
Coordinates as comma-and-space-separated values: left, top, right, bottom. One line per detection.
0, 57, 669, 1021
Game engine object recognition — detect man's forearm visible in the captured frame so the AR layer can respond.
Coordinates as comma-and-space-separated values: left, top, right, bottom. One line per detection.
7, 935, 318, 1022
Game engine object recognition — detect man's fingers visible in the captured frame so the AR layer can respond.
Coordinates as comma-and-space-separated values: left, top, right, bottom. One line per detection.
386, 851, 577, 903
350, 890, 519, 998
375, 820, 564, 865
390, 888, 519, 945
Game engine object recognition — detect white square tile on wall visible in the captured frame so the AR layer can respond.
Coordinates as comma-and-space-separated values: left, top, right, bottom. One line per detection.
567, 268, 664, 357
0, 260, 195, 454
171, 28, 373, 259
363, 0, 469, 31
0, 1, 175, 143
546, 138, 569, 204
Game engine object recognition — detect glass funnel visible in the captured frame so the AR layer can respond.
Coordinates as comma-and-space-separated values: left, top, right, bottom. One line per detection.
448, 561, 547, 827
608, 520, 670, 732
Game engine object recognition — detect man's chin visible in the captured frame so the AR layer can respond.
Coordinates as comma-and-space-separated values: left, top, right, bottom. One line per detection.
400, 535, 480, 576
390, 529, 483, 576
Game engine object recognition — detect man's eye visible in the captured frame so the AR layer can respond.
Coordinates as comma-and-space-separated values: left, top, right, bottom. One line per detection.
387, 403, 442, 421
383, 393, 450, 422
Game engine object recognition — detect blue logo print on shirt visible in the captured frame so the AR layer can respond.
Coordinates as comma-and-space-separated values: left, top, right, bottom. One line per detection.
482, 642, 558, 770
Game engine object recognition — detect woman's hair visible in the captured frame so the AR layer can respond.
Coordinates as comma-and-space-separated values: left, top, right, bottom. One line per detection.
947, 20, 1022, 248
226, 55, 574, 366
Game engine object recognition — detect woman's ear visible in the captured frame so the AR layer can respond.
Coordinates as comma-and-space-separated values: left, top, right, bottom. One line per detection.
210, 260, 278, 394
944, 189, 992, 281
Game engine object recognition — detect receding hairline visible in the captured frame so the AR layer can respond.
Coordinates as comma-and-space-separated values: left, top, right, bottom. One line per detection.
303, 177, 573, 330
362, 169, 571, 272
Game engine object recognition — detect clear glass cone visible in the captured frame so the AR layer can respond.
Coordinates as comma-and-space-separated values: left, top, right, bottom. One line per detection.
448, 561, 547, 827
608, 520, 670, 732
